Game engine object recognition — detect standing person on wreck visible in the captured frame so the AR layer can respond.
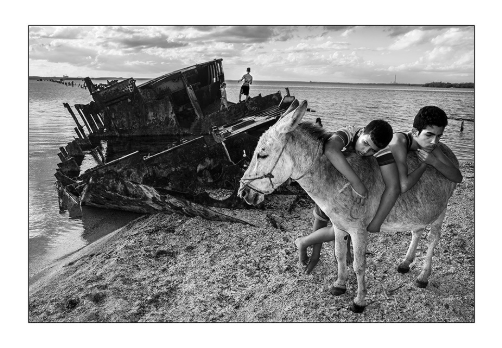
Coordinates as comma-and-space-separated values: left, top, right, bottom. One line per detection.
238, 67, 253, 102
389, 106, 462, 194
295, 120, 401, 273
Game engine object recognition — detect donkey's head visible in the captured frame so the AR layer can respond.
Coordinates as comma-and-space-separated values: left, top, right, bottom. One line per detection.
238, 100, 308, 205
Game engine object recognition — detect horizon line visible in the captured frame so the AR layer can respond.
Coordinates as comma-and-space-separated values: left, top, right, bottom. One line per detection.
28, 76, 474, 85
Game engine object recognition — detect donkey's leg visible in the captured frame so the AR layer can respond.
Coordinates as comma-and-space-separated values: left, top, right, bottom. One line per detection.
397, 227, 425, 274
416, 209, 447, 288
350, 229, 368, 313
330, 227, 350, 295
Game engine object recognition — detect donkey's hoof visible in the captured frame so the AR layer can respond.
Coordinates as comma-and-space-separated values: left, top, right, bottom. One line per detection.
329, 286, 346, 296
415, 279, 428, 288
397, 264, 410, 274
350, 301, 366, 313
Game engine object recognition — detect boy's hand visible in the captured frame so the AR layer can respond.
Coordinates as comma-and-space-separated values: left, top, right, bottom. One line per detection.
351, 184, 367, 205
417, 149, 438, 166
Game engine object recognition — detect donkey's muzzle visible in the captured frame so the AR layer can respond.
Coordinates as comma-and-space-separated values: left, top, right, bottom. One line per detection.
237, 183, 248, 199
237, 183, 264, 205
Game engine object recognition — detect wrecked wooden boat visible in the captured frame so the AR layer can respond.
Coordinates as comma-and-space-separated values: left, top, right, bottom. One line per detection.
55, 59, 298, 220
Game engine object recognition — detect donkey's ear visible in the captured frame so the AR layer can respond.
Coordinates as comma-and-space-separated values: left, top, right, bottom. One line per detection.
279, 99, 300, 120
275, 100, 308, 134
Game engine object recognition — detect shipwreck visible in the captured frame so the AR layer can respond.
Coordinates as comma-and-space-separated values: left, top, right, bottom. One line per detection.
55, 59, 299, 222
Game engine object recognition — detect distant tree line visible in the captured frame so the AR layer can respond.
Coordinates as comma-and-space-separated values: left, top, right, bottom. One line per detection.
423, 82, 474, 88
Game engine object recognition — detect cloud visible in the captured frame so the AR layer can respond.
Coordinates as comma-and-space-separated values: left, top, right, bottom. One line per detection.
383, 26, 464, 37
389, 29, 427, 50
431, 27, 474, 47
49, 27, 87, 39
28, 26, 49, 39
383, 46, 473, 74
29, 41, 97, 67
285, 41, 350, 52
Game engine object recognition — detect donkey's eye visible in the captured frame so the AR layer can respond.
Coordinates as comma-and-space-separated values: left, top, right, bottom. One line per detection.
257, 154, 268, 160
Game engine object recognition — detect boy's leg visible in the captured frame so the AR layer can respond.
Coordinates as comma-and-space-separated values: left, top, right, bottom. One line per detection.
295, 225, 335, 266
305, 217, 328, 274
295, 204, 330, 265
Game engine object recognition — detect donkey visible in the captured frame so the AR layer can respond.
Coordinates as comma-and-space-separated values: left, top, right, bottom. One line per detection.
238, 100, 459, 313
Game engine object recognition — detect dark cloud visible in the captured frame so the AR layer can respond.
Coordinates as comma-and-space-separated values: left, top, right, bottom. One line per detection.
271, 27, 297, 41
323, 26, 356, 31
190, 26, 299, 44
110, 26, 139, 36
190, 26, 219, 32
114, 35, 188, 51
209, 26, 276, 43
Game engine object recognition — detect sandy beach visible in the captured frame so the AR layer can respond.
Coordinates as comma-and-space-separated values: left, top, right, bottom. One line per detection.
28, 162, 474, 322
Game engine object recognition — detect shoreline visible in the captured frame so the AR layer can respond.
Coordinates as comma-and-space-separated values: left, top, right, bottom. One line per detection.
29, 162, 474, 322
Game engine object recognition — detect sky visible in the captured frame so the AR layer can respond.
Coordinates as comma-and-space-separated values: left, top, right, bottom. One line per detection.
28, 25, 474, 84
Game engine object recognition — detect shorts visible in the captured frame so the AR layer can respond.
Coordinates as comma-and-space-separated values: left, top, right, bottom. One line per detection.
313, 203, 330, 222
240, 85, 250, 96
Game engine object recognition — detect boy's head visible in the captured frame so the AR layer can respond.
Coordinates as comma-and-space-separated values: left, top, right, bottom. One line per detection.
247, 67, 251, 73
412, 106, 448, 150
221, 82, 226, 88
355, 119, 393, 156
413, 106, 448, 133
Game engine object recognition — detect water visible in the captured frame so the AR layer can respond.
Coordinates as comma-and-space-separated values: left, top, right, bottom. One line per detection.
28, 78, 474, 282
225, 80, 474, 162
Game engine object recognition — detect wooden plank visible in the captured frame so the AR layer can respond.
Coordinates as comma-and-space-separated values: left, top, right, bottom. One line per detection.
65, 141, 83, 158
74, 127, 84, 139
93, 112, 105, 129
74, 104, 93, 135
63, 103, 89, 140
80, 106, 99, 133
59, 147, 69, 158
55, 170, 78, 186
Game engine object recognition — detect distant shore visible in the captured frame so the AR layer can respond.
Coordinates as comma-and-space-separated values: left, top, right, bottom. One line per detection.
29, 162, 474, 322
28, 76, 474, 88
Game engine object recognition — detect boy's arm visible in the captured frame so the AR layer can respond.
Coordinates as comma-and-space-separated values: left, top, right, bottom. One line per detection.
367, 162, 400, 232
390, 137, 427, 193
324, 136, 367, 204
417, 146, 463, 183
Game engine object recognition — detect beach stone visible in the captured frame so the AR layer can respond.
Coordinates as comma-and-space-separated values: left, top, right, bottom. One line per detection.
65, 298, 80, 310
90, 292, 106, 304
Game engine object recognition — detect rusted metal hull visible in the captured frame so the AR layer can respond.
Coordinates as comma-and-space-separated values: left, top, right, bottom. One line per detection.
54, 59, 296, 218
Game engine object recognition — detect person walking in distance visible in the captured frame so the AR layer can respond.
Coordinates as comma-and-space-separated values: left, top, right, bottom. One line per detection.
238, 67, 253, 102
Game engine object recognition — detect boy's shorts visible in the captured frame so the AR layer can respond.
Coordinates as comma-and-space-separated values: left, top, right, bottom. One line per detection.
313, 203, 330, 222
240, 85, 250, 96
